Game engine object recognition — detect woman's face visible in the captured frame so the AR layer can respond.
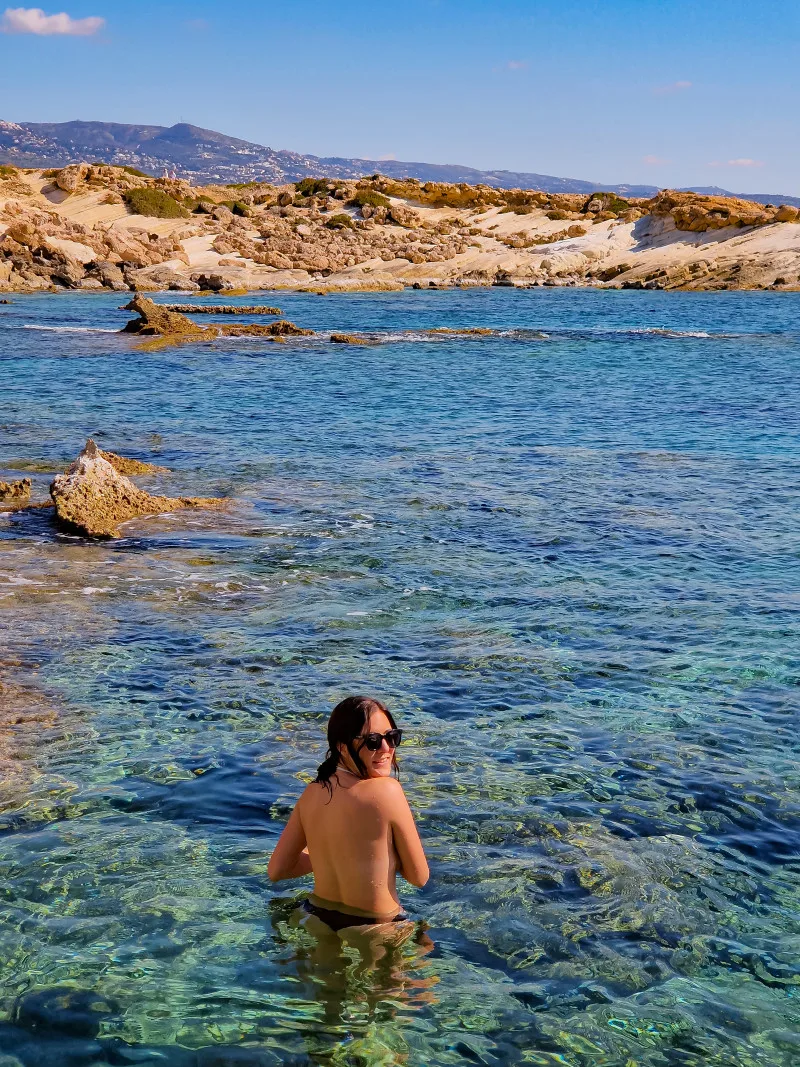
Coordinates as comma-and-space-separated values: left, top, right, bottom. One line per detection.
341, 709, 396, 778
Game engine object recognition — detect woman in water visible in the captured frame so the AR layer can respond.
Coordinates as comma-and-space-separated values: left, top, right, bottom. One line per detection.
268, 695, 429, 931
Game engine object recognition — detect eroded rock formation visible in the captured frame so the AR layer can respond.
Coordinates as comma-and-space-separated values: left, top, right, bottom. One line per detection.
122, 294, 207, 337
50, 439, 222, 538
0, 478, 31, 502
121, 294, 312, 343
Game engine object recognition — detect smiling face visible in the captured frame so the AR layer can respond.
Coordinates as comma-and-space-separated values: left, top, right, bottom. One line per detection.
339, 707, 397, 779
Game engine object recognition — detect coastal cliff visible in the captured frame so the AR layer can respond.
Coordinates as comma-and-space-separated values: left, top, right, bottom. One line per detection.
1, 163, 799, 294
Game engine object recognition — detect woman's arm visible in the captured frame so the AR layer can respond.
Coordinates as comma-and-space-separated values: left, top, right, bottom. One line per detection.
267, 801, 313, 882
384, 779, 429, 888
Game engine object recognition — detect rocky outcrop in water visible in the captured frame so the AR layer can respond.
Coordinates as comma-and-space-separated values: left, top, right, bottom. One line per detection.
0, 478, 31, 502
121, 294, 312, 344
50, 439, 222, 538
122, 294, 207, 337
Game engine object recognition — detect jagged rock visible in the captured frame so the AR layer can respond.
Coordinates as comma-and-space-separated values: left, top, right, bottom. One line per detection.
0, 479, 31, 502
54, 163, 89, 194
90, 259, 128, 291
50, 439, 222, 538
648, 190, 773, 231
212, 205, 235, 224
191, 272, 227, 291
126, 266, 199, 291
49, 254, 85, 288
121, 295, 207, 337
120, 295, 311, 342
259, 250, 293, 269
330, 333, 371, 344
5, 221, 43, 248
219, 320, 313, 337
388, 204, 419, 228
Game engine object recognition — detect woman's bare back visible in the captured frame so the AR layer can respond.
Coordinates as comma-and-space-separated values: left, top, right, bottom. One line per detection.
269, 772, 428, 919
267, 699, 428, 921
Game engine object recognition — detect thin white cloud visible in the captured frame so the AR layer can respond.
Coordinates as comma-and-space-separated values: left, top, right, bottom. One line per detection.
707, 158, 764, 168
378, 154, 397, 161
643, 154, 670, 165
1, 6, 104, 35
654, 80, 692, 96
506, 60, 528, 70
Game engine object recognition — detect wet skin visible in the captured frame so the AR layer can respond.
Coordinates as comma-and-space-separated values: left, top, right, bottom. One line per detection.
268, 710, 429, 919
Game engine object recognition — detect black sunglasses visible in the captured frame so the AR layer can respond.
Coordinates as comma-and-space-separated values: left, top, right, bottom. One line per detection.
356, 729, 403, 751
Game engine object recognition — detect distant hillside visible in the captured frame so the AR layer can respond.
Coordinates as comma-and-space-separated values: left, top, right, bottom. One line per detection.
1, 118, 799, 207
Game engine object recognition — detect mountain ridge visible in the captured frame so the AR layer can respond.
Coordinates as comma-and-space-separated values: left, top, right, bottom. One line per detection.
1, 118, 799, 207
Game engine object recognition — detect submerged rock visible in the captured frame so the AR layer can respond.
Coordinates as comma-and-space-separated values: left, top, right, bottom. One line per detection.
98, 449, 170, 476
162, 304, 282, 315
330, 333, 371, 344
50, 439, 223, 538
0, 478, 31, 502
220, 320, 312, 337
430, 326, 495, 335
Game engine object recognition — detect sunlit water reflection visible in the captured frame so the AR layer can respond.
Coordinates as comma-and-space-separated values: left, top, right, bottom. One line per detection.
1, 289, 799, 1065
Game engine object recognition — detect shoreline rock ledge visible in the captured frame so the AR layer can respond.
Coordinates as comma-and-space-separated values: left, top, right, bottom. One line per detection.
50, 439, 224, 538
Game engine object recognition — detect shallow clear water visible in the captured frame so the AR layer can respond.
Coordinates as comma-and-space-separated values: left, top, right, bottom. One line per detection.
1, 288, 799, 1067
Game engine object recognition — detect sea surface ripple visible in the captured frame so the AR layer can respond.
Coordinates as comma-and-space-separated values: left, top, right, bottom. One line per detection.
1, 288, 799, 1066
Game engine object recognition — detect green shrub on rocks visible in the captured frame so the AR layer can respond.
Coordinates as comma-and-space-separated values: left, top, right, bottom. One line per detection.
0, 164, 18, 177
124, 187, 188, 219
122, 166, 150, 178
295, 178, 330, 197
325, 213, 354, 230
349, 189, 390, 210
584, 192, 631, 215
186, 195, 215, 213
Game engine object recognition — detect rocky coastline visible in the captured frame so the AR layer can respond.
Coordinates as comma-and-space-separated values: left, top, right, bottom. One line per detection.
2, 164, 800, 294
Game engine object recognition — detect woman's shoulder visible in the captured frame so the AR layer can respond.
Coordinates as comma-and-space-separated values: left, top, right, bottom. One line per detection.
358, 776, 407, 807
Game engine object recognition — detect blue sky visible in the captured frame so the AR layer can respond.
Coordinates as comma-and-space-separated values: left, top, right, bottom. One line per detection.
2, 0, 799, 193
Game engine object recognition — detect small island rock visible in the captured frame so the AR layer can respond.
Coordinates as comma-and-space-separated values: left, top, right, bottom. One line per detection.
50, 439, 222, 538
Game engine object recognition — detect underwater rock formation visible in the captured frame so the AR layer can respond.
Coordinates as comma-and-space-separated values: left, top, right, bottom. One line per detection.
161, 304, 282, 315
97, 449, 170, 476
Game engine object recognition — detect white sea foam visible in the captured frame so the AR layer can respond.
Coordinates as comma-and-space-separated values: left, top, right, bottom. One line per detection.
0, 573, 43, 585
18, 325, 119, 333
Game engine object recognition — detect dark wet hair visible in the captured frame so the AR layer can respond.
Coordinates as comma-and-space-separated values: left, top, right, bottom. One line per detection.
315, 695, 399, 792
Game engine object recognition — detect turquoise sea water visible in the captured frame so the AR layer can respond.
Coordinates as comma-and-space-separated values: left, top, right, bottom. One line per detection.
1, 288, 799, 1066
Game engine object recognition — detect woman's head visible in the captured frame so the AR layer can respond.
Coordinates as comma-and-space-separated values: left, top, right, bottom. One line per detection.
314, 695, 401, 788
